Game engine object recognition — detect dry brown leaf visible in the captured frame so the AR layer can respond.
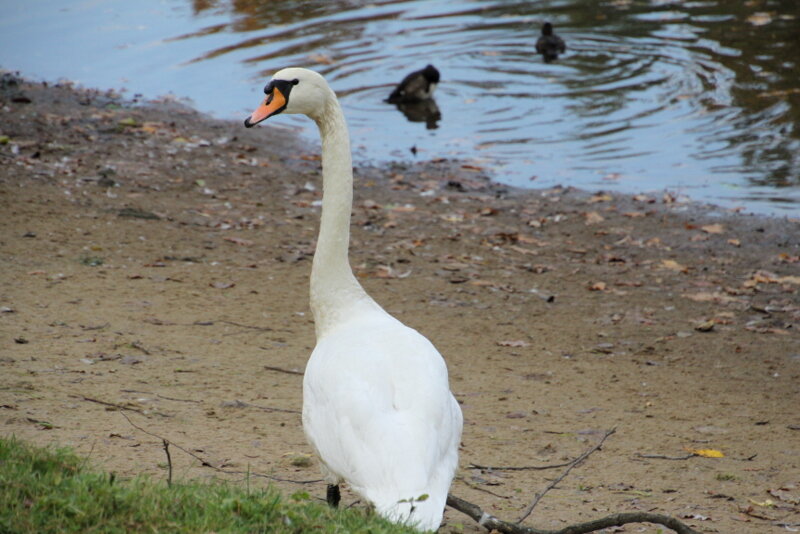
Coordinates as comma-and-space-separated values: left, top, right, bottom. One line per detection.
584, 211, 605, 225
661, 259, 688, 273
224, 236, 254, 246
516, 234, 547, 246
508, 245, 539, 256
746, 12, 772, 26
308, 53, 334, 65
461, 164, 484, 171
743, 270, 782, 287
497, 340, 530, 347
694, 320, 715, 332
588, 193, 613, 203
768, 484, 800, 505
727, 238, 741, 247
588, 281, 607, 291
623, 211, 646, 218
701, 223, 725, 234
746, 326, 791, 335
683, 292, 742, 304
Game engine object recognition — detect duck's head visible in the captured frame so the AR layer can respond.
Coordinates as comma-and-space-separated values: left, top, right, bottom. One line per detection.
244, 67, 332, 127
422, 64, 440, 84
542, 22, 554, 36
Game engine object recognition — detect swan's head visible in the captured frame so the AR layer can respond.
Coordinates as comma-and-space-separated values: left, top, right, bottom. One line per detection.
244, 67, 333, 127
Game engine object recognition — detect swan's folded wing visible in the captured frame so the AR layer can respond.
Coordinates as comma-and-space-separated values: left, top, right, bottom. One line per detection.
302, 317, 462, 497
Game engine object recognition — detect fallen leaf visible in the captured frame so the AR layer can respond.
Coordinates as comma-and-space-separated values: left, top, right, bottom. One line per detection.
742, 270, 800, 287
701, 223, 725, 234
727, 238, 741, 247
694, 320, 715, 332
685, 447, 725, 458
584, 211, 604, 225
497, 340, 530, 347
661, 259, 688, 273
745, 326, 790, 335
224, 237, 254, 247
307, 53, 334, 65
461, 164, 484, 171
588, 281, 607, 291
768, 484, 800, 505
588, 193, 613, 203
508, 245, 539, 256
210, 281, 235, 289
746, 12, 772, 26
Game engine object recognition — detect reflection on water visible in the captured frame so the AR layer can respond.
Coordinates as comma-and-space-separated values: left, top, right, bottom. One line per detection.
1, 0, 799, 213
391, 98, 442, 130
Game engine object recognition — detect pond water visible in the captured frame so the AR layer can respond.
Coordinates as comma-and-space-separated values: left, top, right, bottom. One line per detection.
2, 0, 799, 215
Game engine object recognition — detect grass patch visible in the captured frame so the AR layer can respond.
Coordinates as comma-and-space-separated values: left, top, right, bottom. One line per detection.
0, 436, 419, 533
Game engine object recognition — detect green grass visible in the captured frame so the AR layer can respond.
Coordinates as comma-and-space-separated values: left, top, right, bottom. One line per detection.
0, 437, 419, 533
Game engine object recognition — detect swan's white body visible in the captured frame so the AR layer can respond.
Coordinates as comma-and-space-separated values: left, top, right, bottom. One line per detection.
246, 68, 462, 531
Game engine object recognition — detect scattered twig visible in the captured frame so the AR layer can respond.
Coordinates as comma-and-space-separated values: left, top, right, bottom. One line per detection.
157, 393, 201, 403
218, 320, 273, 331
446, 493, 703, 534
162, 439, 172, 487
77, 395, 172, 418
469, 459, 575, 471
459, 477, 512, 499
222, 399, 300, 414
119, 410, 214, 468
636, 453, 696, 460
263, 365, 304, 376
118, 410, 319, 485
517, 428, 616, 523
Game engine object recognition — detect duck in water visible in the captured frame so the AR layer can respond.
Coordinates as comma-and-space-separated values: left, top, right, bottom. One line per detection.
536, 22, 566, 63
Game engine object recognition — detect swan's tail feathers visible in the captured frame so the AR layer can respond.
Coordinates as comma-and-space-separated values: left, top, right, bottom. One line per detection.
374, 492, 446, 532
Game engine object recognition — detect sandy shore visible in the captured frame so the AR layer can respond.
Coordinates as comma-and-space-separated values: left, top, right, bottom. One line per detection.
1, 73, 799, 533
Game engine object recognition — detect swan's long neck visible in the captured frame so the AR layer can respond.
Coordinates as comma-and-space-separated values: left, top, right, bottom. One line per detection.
309, 95, 378, 336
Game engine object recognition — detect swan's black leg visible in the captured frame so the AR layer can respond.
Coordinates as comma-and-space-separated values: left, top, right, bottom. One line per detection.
326, 484, 341, 508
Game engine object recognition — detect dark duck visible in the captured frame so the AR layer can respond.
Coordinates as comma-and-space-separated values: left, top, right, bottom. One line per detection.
536, 22, 566, 63
385, 64, 440, 103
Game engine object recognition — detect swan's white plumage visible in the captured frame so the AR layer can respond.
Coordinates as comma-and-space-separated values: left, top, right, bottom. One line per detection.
248, 67, 462, 532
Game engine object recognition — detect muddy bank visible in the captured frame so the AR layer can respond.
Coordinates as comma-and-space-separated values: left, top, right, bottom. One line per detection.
1, 74, 799, 533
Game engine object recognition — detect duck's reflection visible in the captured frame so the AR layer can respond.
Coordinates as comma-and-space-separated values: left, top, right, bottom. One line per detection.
392, 98, 442, 130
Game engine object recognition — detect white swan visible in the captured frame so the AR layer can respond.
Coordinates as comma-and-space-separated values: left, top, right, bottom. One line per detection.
244, 67, 463, 532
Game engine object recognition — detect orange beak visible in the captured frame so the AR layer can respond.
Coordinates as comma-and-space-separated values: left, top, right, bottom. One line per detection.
244, 86, 288, 128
